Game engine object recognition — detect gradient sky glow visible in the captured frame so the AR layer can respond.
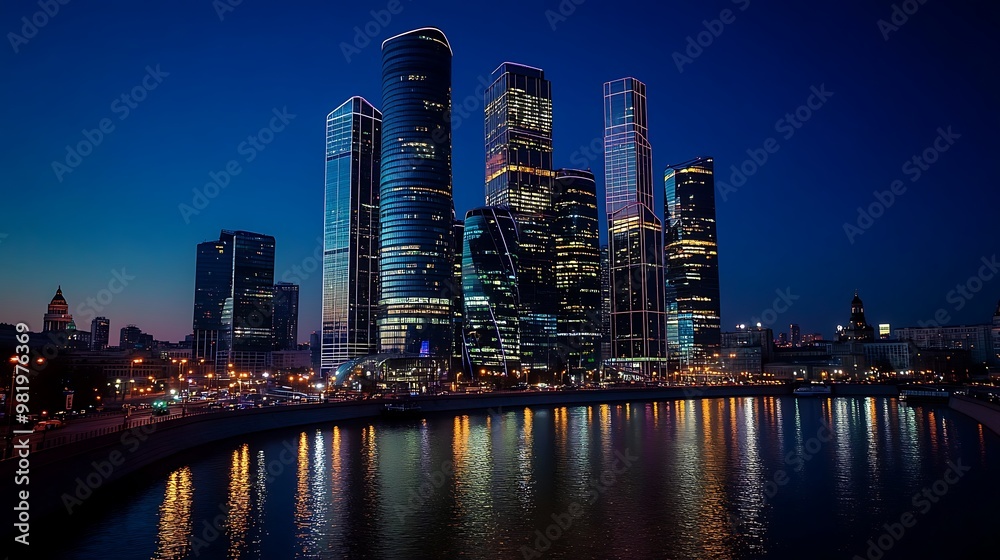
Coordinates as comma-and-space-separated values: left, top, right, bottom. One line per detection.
2, 0, 998, 342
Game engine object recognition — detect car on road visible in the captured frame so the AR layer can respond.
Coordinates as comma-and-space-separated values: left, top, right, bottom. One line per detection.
33, 419, 65, 431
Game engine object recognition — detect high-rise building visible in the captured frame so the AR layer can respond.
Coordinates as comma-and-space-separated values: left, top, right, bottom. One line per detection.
451, 217, 466, 373
90, 317, 110, 351
322, 96, 381, 377
378, 27, 454, 357
192, 230, 275, 374
553, 169, 601, 374
43, 286, 72, 332
604, 77, 666, 379
838, 291, 875, 342
193, 238, 232, 369
484, 62, 557, 378
790, 324, 802, 346
664, 157, 721, 373
120, 324, 152, 350
599, 244, 611, 363
272, 282, 299, 351
462, 207, 520, 378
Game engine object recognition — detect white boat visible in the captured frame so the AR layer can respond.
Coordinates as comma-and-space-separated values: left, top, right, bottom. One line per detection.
793, 384, 832, 397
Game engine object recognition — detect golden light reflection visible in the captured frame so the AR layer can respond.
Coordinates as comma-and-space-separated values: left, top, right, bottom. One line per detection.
294, 432, 310, 534
226, 444, 250, 558
153, 466, 193, 560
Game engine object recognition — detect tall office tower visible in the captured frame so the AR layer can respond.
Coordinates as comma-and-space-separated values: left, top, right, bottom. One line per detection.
553, 169, 601, 374
664, 157, 721, 373
322, 96, 382, 377
484, 62, 556, 378
451, 217, 466, 374
90, 317, 110, 351
599, 244, 612, 364
193, 237, 233, 370
43, 286, 72, 332
192, 230, 275, 374
604, 77, 666, 379
790, 323, 802, 346
379, 27, 454, 357
272, 282, 299, 351
462, 207, 520, 378
224, 230, 276, 373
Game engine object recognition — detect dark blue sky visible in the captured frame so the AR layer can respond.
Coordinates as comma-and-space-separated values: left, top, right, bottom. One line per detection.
2, 0, 997, 342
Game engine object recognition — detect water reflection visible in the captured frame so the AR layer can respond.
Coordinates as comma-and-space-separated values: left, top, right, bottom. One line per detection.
59, 397, 1000, 560
153, 466, 193, 560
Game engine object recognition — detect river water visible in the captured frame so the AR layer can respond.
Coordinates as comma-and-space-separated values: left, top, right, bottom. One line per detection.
52, 397, 1000, 559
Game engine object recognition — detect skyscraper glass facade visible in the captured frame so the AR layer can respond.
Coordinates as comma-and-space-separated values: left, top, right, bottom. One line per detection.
272, 282, 299, 351
664, 157, 721, 370
484, 62, 556, 377
322, 96, 381, 376
553, 169, 601, 372
462, 207, 520, 377
603, 77, 665, 378
378, 27, 454, 357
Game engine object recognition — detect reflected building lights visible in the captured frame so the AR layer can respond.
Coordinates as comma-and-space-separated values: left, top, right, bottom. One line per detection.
153, 466, 193, 560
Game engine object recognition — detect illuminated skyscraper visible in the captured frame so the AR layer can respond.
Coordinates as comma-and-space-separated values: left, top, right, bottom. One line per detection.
604, 77, 666, 378
484, 62, 556, 377
322, 96, 381, 377
90, 316, 110, 351
664, 157, 721, 372
192, 230, 275, 374
553, 169, 601, 373
462, 207, 520, 377
378, 27, 454, 357
452, 216, 466, 372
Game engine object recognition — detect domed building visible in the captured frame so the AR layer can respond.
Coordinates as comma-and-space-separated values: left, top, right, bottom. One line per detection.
43, 286, 73, 333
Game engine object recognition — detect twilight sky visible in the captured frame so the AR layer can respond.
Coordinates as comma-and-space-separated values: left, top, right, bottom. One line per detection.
1, 0, 997, 343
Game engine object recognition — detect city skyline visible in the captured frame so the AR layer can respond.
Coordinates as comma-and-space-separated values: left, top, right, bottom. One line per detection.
2, 0, 998, 343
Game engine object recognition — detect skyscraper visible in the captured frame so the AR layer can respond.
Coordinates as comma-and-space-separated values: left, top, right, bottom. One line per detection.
43, 286, 72, 332
452, 217, 466, 373
484, 62, 556, 378
790, 323, 802, 346
272, 282, 299, 351
192, 230, 275, 374
599, 244, 612, 364
322, 96, 381, 377
378, 27, 454, 357
664, 156, 721, 372
604, 77, 666, 378
90, 317, 110, 351
462, 207, 520, 378
553, 169, 601, 374
193, 238, 232, 370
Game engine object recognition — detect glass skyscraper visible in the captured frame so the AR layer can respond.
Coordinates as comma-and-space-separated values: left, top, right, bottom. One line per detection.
664, 157, 721, 372
484, 62, 556, 378
378, 27, 455, 357
462, 207, 520, 378
553, 169, 601, 374
604, 77, 666, 378
193, 230, 275, 374
322, 96, 381, 377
